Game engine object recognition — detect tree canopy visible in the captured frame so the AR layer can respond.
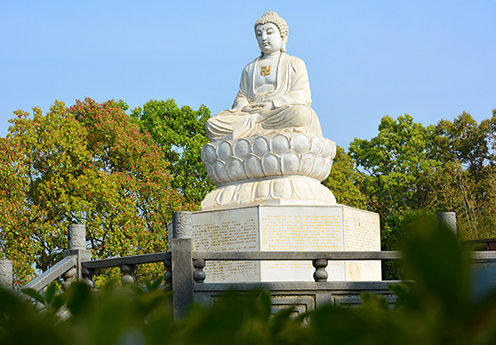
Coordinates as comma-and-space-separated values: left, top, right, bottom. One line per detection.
131, 99, 214, 207
0, 99, 187, 286
1, 94, 494, 283
431, 110, 496, 240
323, 146, 367, 209
347, 110, 496, 258
349, 114, 441, 218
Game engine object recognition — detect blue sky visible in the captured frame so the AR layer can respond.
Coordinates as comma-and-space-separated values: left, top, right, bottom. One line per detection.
1, 0, 495, 149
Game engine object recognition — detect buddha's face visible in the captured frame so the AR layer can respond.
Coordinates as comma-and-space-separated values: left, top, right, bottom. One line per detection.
255, 23, 283, 55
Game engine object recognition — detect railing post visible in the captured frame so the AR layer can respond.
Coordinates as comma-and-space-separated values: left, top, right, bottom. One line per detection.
0, 260, 12, 289
171, 211, 194, 320
64, 224, 92, 288
438, 212, 457, 234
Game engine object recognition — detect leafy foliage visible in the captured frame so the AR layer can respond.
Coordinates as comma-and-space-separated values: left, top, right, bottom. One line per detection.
345, 110, 496, 277
433, 111, 495, 178
0, 99, 186, 286
381, 209, 436, 280
349, 114, 440, 218
323, 146, 367, 209
131, 99, 214, 208
431, 110, 496, 240
21, 282, 66, 313
347, 114, 444, 280
3, 220, 496, 344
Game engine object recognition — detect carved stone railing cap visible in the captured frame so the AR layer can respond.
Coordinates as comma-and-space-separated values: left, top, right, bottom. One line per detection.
173, 212, 193, 239
68, 224, 86, 250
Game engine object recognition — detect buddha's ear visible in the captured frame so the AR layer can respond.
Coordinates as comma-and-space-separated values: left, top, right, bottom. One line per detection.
281, 38, 287, 52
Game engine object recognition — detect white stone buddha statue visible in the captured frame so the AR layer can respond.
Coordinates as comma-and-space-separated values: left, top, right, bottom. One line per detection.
205, 11, 322, 141
201, 11, 336, 210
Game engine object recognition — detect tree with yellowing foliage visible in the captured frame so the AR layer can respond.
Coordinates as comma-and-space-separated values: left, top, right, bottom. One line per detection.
0, 98, 187, 286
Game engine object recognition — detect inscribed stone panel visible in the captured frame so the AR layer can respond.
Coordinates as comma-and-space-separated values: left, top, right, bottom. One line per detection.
259, 206, 345, 281
192, 207, 260, 282
343, 207, 381, 281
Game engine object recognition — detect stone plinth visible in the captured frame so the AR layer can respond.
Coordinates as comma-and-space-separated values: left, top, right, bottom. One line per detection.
190, 205, 381, 283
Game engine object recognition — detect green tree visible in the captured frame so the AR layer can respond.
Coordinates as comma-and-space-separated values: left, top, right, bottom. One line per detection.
131, 99, 214, 208
434, 111, 495, 183
349, 114, 440, 218
348, 115, 445, 280
380, 208, 436, 280
323, 146, 367, 209
349, 110, 496, 255
432, 110, 496, 240
0, 137, 33, 281
0, 99, 185, 286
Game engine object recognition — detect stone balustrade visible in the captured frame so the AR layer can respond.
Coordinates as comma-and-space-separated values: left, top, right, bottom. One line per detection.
11, 212, 490, 321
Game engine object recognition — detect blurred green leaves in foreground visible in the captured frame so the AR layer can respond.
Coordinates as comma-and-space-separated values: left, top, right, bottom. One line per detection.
3, 219, 496, 345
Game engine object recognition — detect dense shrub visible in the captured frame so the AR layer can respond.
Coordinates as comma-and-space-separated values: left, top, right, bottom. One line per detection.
2, 219, 496, 344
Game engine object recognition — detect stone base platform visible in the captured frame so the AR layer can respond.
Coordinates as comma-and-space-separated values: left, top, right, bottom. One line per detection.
190, 204, 381, 283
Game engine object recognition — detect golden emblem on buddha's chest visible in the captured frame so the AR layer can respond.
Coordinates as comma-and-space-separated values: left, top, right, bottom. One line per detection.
261, 65, 271, 76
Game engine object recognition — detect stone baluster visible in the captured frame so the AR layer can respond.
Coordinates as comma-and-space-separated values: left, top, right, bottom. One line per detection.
313, 259, 328, 282
120, 264, 136, 285
163, 258, 172, 288
0, 260, 12, 289
62, 267, 77, 290
82, 267, 96, 288
193, 259, 206, 283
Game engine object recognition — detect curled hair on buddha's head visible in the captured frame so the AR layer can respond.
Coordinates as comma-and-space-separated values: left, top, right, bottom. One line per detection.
254, 11, 289, 52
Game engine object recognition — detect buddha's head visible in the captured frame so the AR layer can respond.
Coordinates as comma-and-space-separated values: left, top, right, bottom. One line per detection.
254, 11, 288, 54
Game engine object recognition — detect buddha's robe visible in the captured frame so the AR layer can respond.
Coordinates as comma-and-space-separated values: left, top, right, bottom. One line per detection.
205, 53, 322, 141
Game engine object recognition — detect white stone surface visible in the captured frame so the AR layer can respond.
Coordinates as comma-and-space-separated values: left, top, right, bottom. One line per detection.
201, 11, 337, 210
193, 12, 381, 284
202, 134, 335, 184
191, 205, 381, 283
201, 133, 337, 210
205, 11, 322, 142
